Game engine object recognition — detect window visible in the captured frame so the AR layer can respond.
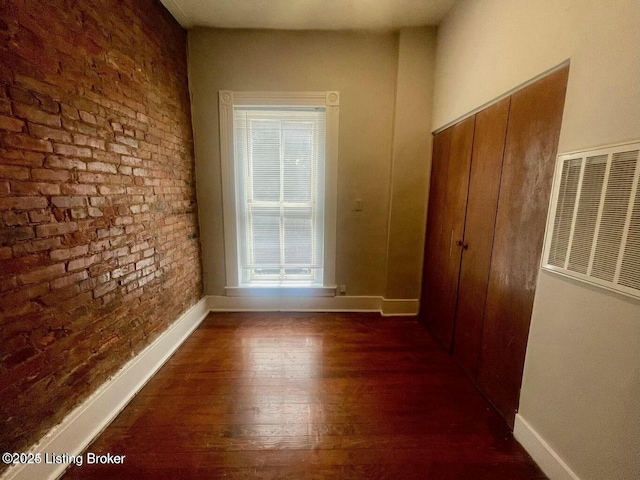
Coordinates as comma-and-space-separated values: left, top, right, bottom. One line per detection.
219, 91, 339, 296
235, 108, 324, 285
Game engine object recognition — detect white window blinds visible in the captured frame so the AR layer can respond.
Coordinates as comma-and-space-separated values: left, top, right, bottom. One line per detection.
233, 107, 326, 285
542, 142, 640, 298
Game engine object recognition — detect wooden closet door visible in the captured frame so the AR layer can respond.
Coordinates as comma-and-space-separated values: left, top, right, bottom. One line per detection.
419, 128, 451, 336
477, 66, 569, 427
452, 98, 510, 378
420, 117, 475, 349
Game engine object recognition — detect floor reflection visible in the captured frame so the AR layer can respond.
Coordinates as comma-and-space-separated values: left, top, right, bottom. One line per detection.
240, 331, 324, 449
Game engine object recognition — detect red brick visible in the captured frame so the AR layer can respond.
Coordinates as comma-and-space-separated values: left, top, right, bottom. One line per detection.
87, 161, 117, 173
3, 210, 29, 225
62, 118, 98, 137
130, 242, 150, 253
0, 149, 45, 167
0, 277, 18, 292
114, 216, 133, 226
0, 96, 9, 117
12, 102, 61, 127
107, 143, 130, 155
0, 0, 202, 459
10, 181, 61, 196
31, 169, 70, 182
18, 263, 66, 285
0, 165, 30, 180
61, 104, 79, 120
120, 270, 141, 285
28, 211, 52, 223
0, 227, 35, 246
56, 291, 93, 312
97, 226, 124, 239
77, 172, 106, 184
72, 134, 105, 150
0, 283, 50, 309
94, 280, 116, 298
67, 254, 99, 271
121, 155, 142, 166
51, 270, 88, 290
53, 144, 92, 158
8, 86, 37, 106
107, 174, 132, 185
88, 207, 103, 217
0, 196, 48, 210
79, 110, 98, 125
51, 196, 85, 208
111, 264, 134, 279
33, 93, 60, 114
60, 184, 97, 195
50, 245, 89, 261
70, 208, 87, 220
35, 221, 78, 237
115, 134, 138, 148
91, 150, 120, 164
39, 284, 83, 306
45, 155, 87, 170
89, 239, 110, 252
69, 96, 100, 116
28, 123, 73, 143
98, 185, 125, 195
12, 237, 61, 256
0, 115, 25, 132
2, 134, 53, 152
118, 252, 141, 267
89, 197, 106, 207
3, 345, 39, 368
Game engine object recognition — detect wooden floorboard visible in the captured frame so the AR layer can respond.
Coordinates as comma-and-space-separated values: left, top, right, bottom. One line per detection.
62, 312, 546, 479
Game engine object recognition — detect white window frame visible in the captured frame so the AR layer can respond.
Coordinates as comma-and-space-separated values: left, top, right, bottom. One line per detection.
219, 91, 339, 297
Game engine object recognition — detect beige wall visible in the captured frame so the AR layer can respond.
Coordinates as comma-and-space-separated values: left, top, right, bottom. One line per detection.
385, 28, 436, 299
189, 28, 435, 298
432, 1, 639, 479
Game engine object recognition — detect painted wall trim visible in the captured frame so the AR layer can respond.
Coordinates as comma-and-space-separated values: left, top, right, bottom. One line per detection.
207, 295, 419, 316
158, 0, 192, 28
514, 414, 581, 480
1, 298, 209, 480
432, 60, 570, 135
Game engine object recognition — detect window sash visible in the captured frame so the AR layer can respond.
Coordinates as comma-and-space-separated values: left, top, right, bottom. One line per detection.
234, 107, 326, 286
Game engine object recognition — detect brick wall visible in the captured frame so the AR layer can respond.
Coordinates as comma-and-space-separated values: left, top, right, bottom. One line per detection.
0, 0, 201, 454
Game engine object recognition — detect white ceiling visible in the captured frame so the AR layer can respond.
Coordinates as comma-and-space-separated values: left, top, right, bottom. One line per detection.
159, 0, 456, 30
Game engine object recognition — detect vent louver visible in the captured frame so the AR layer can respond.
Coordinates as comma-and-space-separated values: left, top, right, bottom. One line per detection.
543, 142, 640, 298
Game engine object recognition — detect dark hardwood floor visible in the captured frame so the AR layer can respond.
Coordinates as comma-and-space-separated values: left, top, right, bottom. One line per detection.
62, 312, 546, 479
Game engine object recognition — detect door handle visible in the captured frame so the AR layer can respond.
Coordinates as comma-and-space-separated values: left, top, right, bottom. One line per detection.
456, 240, 469, 250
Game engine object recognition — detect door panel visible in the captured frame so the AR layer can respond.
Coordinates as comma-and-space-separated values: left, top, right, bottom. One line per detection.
477, 66, 569, 427
420, 116, 475, 350
453, 97, 510, 378
432, 116, 475, 349
419, 129, 451, 335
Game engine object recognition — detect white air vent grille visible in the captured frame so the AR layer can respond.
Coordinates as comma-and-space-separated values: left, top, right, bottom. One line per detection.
543, 142, 640, 298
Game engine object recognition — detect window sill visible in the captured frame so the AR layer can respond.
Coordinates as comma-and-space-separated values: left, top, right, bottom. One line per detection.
225, 286, 337, 297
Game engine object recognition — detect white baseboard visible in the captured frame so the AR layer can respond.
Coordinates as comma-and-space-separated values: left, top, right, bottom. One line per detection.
207, 294, 419, 316
514, 414, 581, 480
1, 298, 209, 480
